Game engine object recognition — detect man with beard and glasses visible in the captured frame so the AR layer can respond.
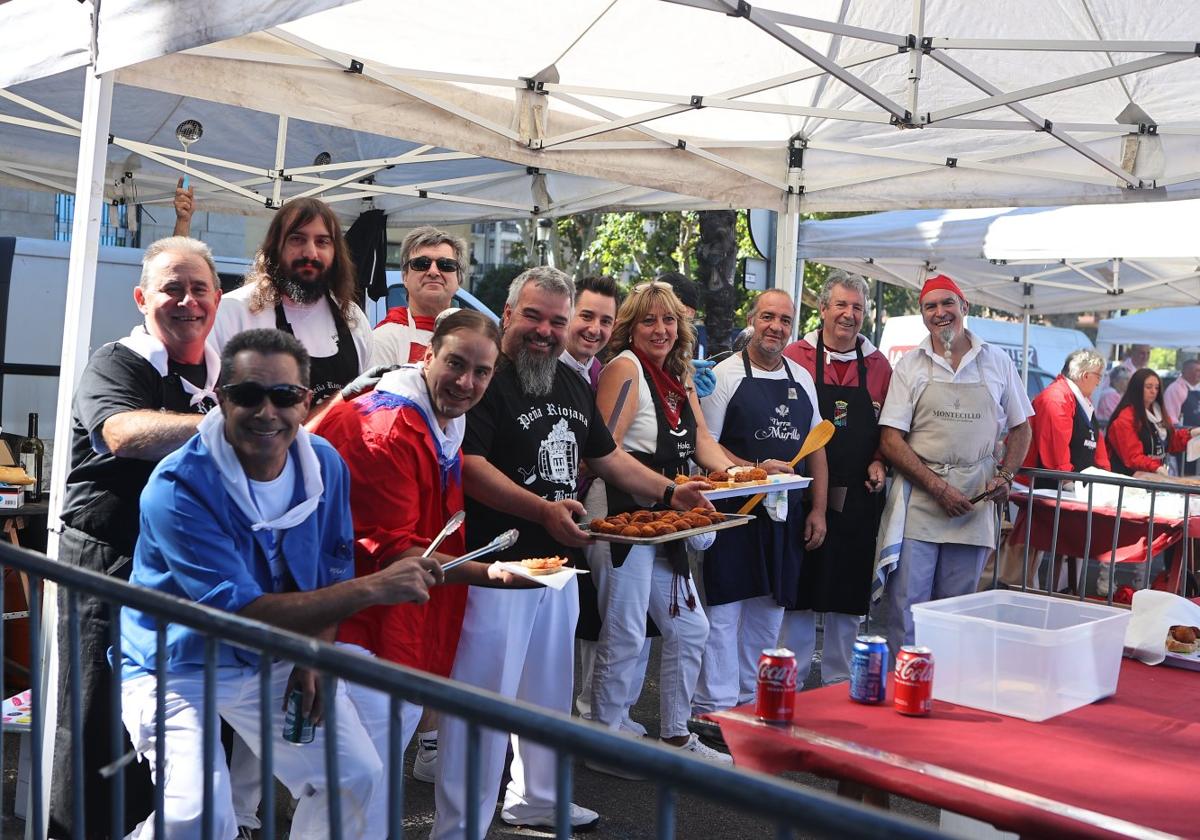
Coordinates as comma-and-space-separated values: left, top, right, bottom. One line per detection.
876, 275, 1033, 661
372, 225, 467, 366
432, 267, 713, 838
209, 198, 373, 415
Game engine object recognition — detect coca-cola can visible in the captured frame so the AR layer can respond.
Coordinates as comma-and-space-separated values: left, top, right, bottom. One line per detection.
849, 635, 888, 704
755, 648, 797, 723
893, 646, 934, 716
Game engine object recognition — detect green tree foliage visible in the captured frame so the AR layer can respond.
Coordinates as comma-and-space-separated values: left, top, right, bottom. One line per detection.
472, 263, 524, 315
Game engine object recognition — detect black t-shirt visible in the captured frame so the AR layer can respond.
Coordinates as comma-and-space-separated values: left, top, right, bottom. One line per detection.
61, 343, 215, 556
464, 358, 616, 562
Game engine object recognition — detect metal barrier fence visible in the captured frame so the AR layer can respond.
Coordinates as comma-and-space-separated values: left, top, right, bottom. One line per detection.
0, 539, 945, 840
998, 467, 1199, 602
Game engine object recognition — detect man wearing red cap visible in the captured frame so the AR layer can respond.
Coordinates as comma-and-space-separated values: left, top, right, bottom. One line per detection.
875, 275, 1033, 660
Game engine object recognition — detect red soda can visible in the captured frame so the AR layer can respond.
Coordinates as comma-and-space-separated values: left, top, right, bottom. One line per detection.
755, 648, 798, 724
893, 646, 934, 716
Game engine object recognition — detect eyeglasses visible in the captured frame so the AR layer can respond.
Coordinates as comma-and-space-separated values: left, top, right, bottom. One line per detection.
631, 280, 672, 293
221, 382, 310, 408
405, 256, 460, 273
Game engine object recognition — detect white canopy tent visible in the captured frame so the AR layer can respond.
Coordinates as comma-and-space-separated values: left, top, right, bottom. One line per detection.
796, 200, 1200, 316
1096, 306, 1200, 350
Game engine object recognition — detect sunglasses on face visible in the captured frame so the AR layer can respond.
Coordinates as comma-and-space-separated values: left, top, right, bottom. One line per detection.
406, 256, 460, 273
221, 382, 310, 408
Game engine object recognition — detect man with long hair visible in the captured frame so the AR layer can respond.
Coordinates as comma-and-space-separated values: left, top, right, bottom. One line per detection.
209, 198, 373, 412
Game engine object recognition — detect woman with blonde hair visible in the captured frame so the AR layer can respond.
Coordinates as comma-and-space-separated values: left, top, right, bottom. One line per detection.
582, 281, 749, 769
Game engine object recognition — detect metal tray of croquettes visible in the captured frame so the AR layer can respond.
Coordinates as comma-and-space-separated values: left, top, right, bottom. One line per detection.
582, 509, 756, 545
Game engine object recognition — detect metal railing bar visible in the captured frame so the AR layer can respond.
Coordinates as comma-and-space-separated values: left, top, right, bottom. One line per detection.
202, 637, 217, 840
155, 621, 167, 839
1106, 486, 1125, 606
657, 783, 675, 840
68, 589, 84, 836
260, 658, 275, 840
0, 541, 942, 839
388, 695, 404, 839
1021, 467, 1200, 496
465, 722, 481, 840
777, 822, 793, 840
0, 563, 4, 800
1180, 494, 1192, 597
322, 673, 343, 840
555, 750, 572, 839
29, 576, 45, 840
108, 598, 124, 839
1047, 480, 1064, 593
1145, 491, 1157, 595
1022, 480, 1035, 591
1081, 481, 1095, 602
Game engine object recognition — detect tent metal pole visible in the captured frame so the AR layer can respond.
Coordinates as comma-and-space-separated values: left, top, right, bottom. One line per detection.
907, 0, 926, 118
775, 196, 802, 341
272, 115, 288, 208
873, 278, 885, 346
1021, 284, 1032, 385
41, 67, 115, 840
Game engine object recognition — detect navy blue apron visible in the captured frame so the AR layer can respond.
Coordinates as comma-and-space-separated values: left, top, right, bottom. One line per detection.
703, 351, 812, 608
275, 295, 359, 405
1182, 390, 1200, 475
1033, 394, 1100, 489
794, 335, 882, 615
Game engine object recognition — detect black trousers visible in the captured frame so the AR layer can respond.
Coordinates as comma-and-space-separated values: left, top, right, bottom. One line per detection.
48, 527, 153, 839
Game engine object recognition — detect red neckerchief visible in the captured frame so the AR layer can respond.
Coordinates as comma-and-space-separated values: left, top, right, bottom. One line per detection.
375, 305, 436, 332
632, 347, 687, 429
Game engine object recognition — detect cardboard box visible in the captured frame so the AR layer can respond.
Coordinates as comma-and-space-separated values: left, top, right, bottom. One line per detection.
0, 486, 22, 510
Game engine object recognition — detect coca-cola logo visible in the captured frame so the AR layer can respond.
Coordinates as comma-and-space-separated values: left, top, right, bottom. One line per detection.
758, 662, 797, 688
896, 657, 934, 682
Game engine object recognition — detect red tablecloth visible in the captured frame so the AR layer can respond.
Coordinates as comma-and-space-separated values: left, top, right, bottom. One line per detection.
712, 660, 1197, 840
1010, 488, 1200, 565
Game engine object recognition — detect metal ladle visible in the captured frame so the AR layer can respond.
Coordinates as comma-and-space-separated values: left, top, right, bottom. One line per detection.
174, 119, 203, 189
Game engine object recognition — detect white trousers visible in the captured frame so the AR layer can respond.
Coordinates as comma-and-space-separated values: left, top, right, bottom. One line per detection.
229, 643, 419, 830
592, 544, 708, 739
121, 665, 382, 840
692, 596, 783, 713
432, 579, 580, 840
779, 611, 863, 686
575, 637, 650, 731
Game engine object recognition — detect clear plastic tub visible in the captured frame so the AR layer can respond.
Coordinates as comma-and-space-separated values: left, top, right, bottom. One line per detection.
911, 590, 1131, 722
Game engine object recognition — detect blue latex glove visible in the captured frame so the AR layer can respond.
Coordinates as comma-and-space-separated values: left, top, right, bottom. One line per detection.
693, 359, 717, 398
340, 364, 401, 400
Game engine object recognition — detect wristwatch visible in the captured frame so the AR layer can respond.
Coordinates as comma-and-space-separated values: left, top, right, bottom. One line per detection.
661, 483, 676, 507
996, 466, 1015, 485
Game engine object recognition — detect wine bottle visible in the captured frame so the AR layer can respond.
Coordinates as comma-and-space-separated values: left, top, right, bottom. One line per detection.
19, 412, 44, 503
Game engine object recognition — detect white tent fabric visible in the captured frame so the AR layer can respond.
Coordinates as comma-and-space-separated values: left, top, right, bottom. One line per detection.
4, 0, 1200, 220
797, 202, 1200, 316
1096, 306, 1200, 349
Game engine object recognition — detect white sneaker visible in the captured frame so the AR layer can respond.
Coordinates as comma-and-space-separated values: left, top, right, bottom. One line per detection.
677, 732, 732, 765
412, 731, 437, 783
621, 715, 647, 737
501, 802, 600, 831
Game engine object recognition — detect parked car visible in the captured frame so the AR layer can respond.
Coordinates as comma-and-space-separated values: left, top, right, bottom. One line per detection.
364, 269, 499, 326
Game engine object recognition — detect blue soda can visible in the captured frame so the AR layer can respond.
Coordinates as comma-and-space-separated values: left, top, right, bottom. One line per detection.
282, 688, 315, 744
849, 635, 888, 704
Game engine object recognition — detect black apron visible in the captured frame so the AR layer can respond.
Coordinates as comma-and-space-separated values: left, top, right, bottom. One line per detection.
794, 336, 882, 615
274, 296, 359, 405
1182, 390, 1200, 427
704, 352, 812, 608
576, 360, 696, 641
1033, 396, 1100, 489
1107, 408, 1166, 475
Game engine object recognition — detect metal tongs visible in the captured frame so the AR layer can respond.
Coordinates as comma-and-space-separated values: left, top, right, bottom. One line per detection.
440, 528, 519, 573
422, 510, 466, 558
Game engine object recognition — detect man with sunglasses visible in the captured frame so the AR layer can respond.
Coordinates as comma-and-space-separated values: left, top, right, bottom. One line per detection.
373, 226, 466, 366
120, 328, 443, 838
51, 236, 223, 838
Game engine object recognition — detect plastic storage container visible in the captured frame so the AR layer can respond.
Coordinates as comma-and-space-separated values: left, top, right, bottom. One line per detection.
911, 590, 1131, 722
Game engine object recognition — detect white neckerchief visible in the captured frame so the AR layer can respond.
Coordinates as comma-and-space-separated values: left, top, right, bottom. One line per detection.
376, 364, 465, 462
1064, 377, 1095, 420
197, 408, 323, 531
118, 325, 220, 407
1146, 403, 1168, 441
804, 330, 877, 365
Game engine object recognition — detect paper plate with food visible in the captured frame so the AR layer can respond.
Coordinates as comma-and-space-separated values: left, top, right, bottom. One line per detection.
682, 467, 811, 501
584, 507, 755, 545
1164, 624, 1200, 671
497, 556, 589, 590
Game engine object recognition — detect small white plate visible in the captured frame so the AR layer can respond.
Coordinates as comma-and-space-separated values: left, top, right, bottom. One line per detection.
497, 562, 589, 590
701, 474, 812, 501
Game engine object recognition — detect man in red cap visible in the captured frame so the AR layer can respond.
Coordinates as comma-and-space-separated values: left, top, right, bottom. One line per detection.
875, 275, 1034, 660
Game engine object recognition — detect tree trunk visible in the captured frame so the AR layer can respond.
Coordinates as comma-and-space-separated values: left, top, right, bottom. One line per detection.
696, 209, 738, 354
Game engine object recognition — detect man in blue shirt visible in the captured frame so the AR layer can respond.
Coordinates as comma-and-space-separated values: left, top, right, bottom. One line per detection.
119, 328, 441, 838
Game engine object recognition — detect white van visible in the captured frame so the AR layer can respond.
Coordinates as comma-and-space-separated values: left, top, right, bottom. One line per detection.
0, 236, 250, 438
878, 314, 1093, 396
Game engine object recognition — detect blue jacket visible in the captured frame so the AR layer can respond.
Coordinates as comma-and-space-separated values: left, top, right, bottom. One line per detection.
120, 433, 354, 679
